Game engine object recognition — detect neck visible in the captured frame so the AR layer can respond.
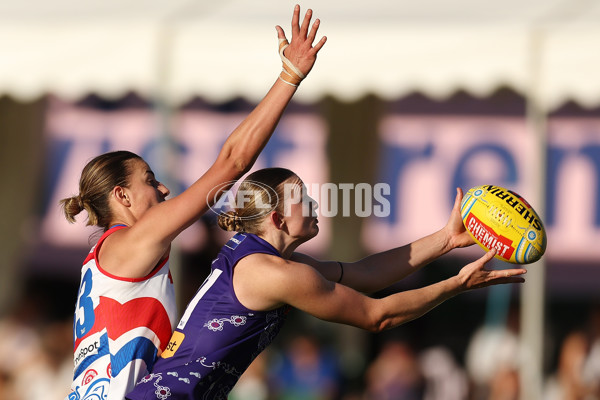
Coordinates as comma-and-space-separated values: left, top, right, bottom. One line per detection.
107, 196, 138, 229
258, 231, 303, 259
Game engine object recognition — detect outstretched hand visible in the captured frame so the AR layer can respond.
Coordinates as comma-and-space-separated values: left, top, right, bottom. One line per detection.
443, 187, 476, 249
276, 4, 327, 78
457, 249, 527, 291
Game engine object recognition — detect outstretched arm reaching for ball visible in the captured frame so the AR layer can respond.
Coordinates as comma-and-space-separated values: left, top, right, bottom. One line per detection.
292, 187, 477, 293
236, 248, 526, 332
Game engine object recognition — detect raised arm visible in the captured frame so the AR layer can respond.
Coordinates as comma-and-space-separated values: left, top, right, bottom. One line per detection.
292, 188, 475, 293
107, 6, 326, 278
236, 250, 526, 332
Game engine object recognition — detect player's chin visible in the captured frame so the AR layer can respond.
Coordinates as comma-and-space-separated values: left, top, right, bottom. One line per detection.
298, 227, 319, 245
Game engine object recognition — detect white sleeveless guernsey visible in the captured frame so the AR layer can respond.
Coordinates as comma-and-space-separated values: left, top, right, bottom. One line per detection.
66, 225, 177, 400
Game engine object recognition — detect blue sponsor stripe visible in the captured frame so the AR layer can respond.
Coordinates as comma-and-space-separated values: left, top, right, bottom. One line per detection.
111, 336, 158, 376
74, 333, 110, 379
74, 333, 158, 380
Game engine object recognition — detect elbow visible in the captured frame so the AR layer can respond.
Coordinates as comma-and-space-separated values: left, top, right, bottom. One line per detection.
366, 323, 385, 334
364, 307, 412, 333
366, 319, 392, 334
225, 145, 254, 175
218, 145, 253, 176
232, 157, 250, 174
364, 310, 394, 333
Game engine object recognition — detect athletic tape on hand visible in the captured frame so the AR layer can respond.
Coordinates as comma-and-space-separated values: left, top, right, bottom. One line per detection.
278, 38, 305, 87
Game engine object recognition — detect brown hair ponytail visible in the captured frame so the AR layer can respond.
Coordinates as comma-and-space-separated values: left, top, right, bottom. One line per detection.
59, 150, 142, 229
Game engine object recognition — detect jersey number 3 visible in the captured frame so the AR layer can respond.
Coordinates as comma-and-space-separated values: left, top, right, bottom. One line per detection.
75, 268, 96, 339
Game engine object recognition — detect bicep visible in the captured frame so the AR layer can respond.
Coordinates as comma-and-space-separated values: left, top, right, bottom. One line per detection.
274, 262, 378, 330
134, 160, 243, 244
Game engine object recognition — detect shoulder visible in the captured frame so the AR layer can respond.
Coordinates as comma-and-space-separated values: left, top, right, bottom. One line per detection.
236, 253, 290, 280
233, 253, 289, 311
98, 226, 170, 279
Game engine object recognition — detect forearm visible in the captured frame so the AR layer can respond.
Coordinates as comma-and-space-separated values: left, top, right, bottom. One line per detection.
136, 80, 297, 242
220, 5, 325, 172
375, 275, 463, 331
343, 228, 453, 293
219, 79, 297, 173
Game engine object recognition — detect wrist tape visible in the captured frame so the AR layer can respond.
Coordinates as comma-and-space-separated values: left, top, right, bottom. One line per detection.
278, 38, 305, 87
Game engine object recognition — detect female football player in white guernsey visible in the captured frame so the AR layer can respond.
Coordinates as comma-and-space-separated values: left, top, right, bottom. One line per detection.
126, 167, 527, 400
60, 6, 327, 400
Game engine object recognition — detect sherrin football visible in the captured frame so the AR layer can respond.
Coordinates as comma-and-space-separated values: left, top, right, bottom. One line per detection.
460, 185, 547, 264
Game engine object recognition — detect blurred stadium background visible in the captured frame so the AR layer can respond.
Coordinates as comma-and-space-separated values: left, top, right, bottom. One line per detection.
1, 1, 599, 399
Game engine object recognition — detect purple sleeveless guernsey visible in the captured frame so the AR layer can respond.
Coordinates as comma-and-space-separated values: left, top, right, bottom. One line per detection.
126, 232, 290, 400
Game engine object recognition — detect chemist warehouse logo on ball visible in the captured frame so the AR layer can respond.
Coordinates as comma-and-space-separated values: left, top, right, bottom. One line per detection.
207, 180, 392, 219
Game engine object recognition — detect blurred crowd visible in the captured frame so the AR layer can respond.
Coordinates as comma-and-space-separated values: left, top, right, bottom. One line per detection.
0, 297, 599, 400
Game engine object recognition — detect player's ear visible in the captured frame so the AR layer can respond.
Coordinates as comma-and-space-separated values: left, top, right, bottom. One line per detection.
112, 186, 131, 206
270, 211, 285, 230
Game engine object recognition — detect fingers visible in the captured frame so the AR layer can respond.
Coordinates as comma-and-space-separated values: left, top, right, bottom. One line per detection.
278, 5, 326, 78
275, 25, 285, 40
480, 248, 497, 264
290, 5, 320, 42
467, 248, 496, 272
306, 17, 319, 43
299, 8, 313, 38
456, 187, 463, 204
291, 4, 300, 36
452, 187, 463, 211
312, 35, 327, 53
460, 249, 528, 290
494, 273, 526, 284
486, 260, 527, 285
496, 268, 527, 279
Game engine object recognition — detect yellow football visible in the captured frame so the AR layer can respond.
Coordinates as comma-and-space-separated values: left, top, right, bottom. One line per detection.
460, 185, 547, 264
